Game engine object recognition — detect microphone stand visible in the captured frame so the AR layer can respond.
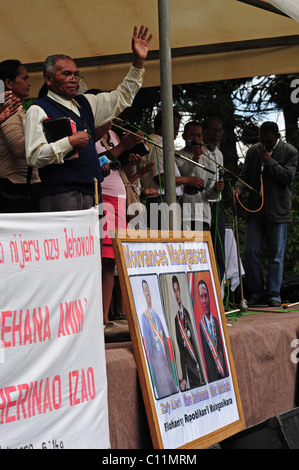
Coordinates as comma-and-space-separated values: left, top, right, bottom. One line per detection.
114, 119, 260, 194
201, 147, 260, 196
232, 180, 248, 312
112, 121, 216, 175
283, 301, 299, 310
114, 117, 256, 313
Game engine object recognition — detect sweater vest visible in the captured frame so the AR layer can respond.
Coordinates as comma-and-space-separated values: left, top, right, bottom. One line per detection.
34, 95, 103, 197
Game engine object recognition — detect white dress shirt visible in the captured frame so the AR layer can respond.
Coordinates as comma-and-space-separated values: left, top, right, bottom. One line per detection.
141, 134, 183, 196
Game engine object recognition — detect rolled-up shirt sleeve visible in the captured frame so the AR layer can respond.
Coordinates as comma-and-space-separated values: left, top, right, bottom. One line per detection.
25, 105, 73, 168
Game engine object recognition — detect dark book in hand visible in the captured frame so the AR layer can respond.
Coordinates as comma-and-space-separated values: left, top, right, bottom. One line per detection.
43, 117, 78, 159
118, 141, 149, 166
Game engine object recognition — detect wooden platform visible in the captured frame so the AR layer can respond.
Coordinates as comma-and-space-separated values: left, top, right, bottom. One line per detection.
105, 305, 299, 448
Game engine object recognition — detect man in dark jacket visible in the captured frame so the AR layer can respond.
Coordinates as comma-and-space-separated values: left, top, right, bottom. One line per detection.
235, 121, 298, 307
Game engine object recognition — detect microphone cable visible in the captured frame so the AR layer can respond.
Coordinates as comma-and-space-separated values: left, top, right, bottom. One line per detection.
235, 170, 264, 213
207, 152, 227, 289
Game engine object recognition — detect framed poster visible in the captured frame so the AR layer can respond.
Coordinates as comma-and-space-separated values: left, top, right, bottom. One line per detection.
112, 230, 245, 449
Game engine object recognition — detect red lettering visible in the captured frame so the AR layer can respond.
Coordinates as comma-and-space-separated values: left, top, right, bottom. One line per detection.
31, 381, 43, 416
0, 307, 51, 349
68, 371, 73, 406
0, 376, 62, 424
43, 378, 52, 414
68, 368, 96, 407
4, 386, 17, 423
43, 307, 51, 341
24, 309, 32, 345
58, 300, 84, 338
32, 308, 43, 343
64, 302, 76, 335
58, 304, 66, 337
69, 370, 81, 406
81, 369, 88, 403
73, 371, 80, 405
12, 310, 22, 346
0, 387, 6, 424
87, 367, 96, 400
16, 384, 29, 420
74, 300, 84, 333
1, 311, 12, 348
52, 376, 62, 410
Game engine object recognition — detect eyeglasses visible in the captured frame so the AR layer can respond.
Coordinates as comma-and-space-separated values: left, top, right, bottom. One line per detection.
210, 128, 224, 134
50, 71, 81, 81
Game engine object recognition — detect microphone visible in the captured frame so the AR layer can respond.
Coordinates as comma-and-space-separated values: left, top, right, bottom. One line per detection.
259, 143, 266, 173
219, 168, 225, 179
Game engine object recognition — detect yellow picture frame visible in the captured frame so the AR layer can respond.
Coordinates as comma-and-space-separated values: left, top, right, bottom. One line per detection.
112, 229, 245, 449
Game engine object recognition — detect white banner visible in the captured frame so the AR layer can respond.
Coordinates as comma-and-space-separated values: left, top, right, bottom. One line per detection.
0, 208, 109, 449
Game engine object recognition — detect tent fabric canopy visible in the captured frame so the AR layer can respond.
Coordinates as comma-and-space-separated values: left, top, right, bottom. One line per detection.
264, 0, 299, 21
1, 0, 299, 96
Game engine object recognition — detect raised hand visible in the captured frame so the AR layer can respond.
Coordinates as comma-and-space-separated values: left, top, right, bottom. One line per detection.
0, 91, 20, 124
132, 25, 153, 68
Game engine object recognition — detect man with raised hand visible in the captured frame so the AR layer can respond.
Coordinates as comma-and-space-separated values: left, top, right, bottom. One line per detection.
25, 25, 153, 212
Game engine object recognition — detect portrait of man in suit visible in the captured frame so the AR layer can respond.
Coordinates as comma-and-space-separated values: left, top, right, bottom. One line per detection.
198, 279, 228, 383
140, 278, 178, 399
172, 275, 206, 391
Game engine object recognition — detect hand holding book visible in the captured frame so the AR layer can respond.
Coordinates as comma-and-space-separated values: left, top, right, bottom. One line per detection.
43, 116, 90, 160
68, 129, 91, 149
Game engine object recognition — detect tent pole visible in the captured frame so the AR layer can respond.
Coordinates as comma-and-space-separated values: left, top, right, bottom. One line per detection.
158, 0, 180, 231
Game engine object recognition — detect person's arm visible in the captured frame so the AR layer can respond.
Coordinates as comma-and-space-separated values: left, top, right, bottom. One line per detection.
263, 145, 298, 185
126, 161, 154, 183
86, 25, 152, 127
86, 67, 145, 129
154, 173, 205, 191
205, 177, 224, 201
0, 92, 20, 124
108, 132, 143, 159
179, 150, 218, 196
97, 129, 143, 166
1, 108, 25, 158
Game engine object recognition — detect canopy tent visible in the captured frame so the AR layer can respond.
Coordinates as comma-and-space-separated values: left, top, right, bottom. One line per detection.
263, 0, 299, 22
1, 0, 299, 222
1, 0, 299, 96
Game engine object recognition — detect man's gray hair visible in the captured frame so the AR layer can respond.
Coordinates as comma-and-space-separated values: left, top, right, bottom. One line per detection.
43, 54, 73, 76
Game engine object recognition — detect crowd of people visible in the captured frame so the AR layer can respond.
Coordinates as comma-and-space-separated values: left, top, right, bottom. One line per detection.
0, 23, 298, 329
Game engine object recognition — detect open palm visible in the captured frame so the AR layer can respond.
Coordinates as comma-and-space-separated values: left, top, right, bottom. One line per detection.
132, 25, 153, 60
